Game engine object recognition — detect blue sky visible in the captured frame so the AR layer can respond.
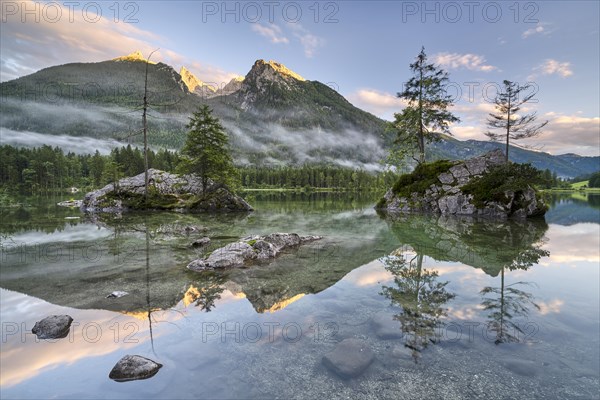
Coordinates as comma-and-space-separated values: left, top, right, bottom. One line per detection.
1, 0, 599, 155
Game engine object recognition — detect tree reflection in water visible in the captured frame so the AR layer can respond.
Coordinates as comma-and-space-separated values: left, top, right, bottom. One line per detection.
480, 245, 549, 345
380, 251, 455, 362
188, 273, 227, 312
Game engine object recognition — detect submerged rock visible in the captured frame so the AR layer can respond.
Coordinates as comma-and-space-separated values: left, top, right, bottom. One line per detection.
108, 355, 163, 382
57, 200, 83, 208
322, 338, 375, 379
106, 291, 129, 298
370, 312, 403, 340
32, 315, 73, 339
187, 233, 322, 271
81, 169, 253, 213
191, 237, 211, 247
376, 150, 547, 219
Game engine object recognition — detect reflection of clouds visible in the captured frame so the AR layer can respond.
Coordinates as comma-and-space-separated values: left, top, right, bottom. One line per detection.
0, 289, 148, 388
545, 224, 600, 265
6, 224, 112, 246
342, 260, 393, 287
538, 299, 564, 315
446, 305, 484, 321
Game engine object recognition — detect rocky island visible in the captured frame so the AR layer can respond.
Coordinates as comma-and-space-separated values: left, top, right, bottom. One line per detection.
376, 150, 547, 219
81, 169, 252, 213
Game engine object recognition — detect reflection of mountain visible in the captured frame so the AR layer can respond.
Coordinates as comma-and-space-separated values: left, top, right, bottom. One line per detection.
386, 214, 549, 276
545, 193, 600, 225
1, 199, 399, 315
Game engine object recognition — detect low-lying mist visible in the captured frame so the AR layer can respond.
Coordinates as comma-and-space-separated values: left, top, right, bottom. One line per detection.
1, 99, 386, 170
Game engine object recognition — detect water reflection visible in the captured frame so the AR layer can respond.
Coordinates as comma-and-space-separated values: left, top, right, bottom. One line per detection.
380, 252, 455, 361
380, 212, 552, 355
545, 192, 600, 225
185, 273, 227, 312
385, 214, 549, 277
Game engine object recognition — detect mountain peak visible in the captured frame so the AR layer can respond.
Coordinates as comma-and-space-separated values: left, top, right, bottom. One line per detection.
180, 66, 216, 94
113, 50, 156, 63
251, 59, 305, 81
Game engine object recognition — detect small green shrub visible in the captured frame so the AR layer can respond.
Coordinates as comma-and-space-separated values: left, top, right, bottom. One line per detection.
391, 160, 456, 198
461, 163, 544, 208
375, 197, 387, 209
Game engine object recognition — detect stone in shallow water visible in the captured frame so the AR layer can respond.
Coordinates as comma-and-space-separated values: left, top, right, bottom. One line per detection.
502, 359, 539, 377
31, 315, 73, 339
191, 237, 211, 247
106, 291, 129, 298
322, 338, 375, 379
370, 312, 403, 340
109, 355, 163, 382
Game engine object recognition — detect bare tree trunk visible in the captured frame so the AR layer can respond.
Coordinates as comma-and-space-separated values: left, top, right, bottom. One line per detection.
505, 96, 511, 164
143, 49, 159, 202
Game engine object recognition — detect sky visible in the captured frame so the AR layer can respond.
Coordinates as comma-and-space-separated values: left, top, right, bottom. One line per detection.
1, 0, 599, 156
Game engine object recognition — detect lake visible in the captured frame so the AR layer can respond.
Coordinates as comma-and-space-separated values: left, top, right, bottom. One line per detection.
1, 192, 599, 399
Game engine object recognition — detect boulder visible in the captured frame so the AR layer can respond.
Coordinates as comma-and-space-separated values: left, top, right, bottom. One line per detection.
108, 355, 163, 382
370, 312, 403, 339
106, 291, 129, 298
191, 237, 211, 247
376, 150, 546, 219
81, 169, 252, 213
32, 315, 73, 339
322, 339, 375, 379
187, 233, 322, 271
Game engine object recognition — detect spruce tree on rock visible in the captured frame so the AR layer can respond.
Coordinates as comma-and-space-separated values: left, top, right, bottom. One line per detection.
486, 80, 548, 163
178, 105, 237, 191
393, 47, 459, 165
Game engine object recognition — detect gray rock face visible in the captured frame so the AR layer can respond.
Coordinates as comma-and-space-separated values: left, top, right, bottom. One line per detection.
108, 355, 163, 382
322, 339, 375, 379
81, 169, 253, 213
32, 315, 73, 339
187, 233, 322, 271
377, 150, 546, 219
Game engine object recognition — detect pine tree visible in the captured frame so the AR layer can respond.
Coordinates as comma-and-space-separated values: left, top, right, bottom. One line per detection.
393, 47, 459, 165
486, 80, 548, 163
178, 105, 237, 191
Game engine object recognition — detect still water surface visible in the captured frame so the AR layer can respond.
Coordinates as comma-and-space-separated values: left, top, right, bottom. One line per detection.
1, 193, 598, 399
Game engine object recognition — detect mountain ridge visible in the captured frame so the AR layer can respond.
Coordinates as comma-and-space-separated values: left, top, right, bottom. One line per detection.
0, 54, 598, 177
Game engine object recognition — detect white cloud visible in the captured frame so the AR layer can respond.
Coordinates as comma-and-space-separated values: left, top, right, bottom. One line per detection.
0, 0, 238, 83
250, 23, 289, 44
287, 23, 324, 58
433, 53, 497, 72
522, 23, 553, 39
346, 89, 408, 120
451, 107, 599, 156
529, 59, 574, 80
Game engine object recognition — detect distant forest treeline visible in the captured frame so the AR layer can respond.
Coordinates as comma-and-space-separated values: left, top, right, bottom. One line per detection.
0, 144, 393, 194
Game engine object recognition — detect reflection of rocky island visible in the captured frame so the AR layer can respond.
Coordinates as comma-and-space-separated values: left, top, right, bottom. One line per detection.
1, 208, 400, 315
385, 213, 549, 346
380, 253, 455, 361
386, 214, 549, 276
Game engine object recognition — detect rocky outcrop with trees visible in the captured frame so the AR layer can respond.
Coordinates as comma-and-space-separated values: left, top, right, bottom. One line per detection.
81, 169, 252, 213
376, 150, 547, 219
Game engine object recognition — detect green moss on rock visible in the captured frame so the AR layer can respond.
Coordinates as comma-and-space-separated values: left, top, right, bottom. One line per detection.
461, 163, 544, 208
392, 160, 456, 198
